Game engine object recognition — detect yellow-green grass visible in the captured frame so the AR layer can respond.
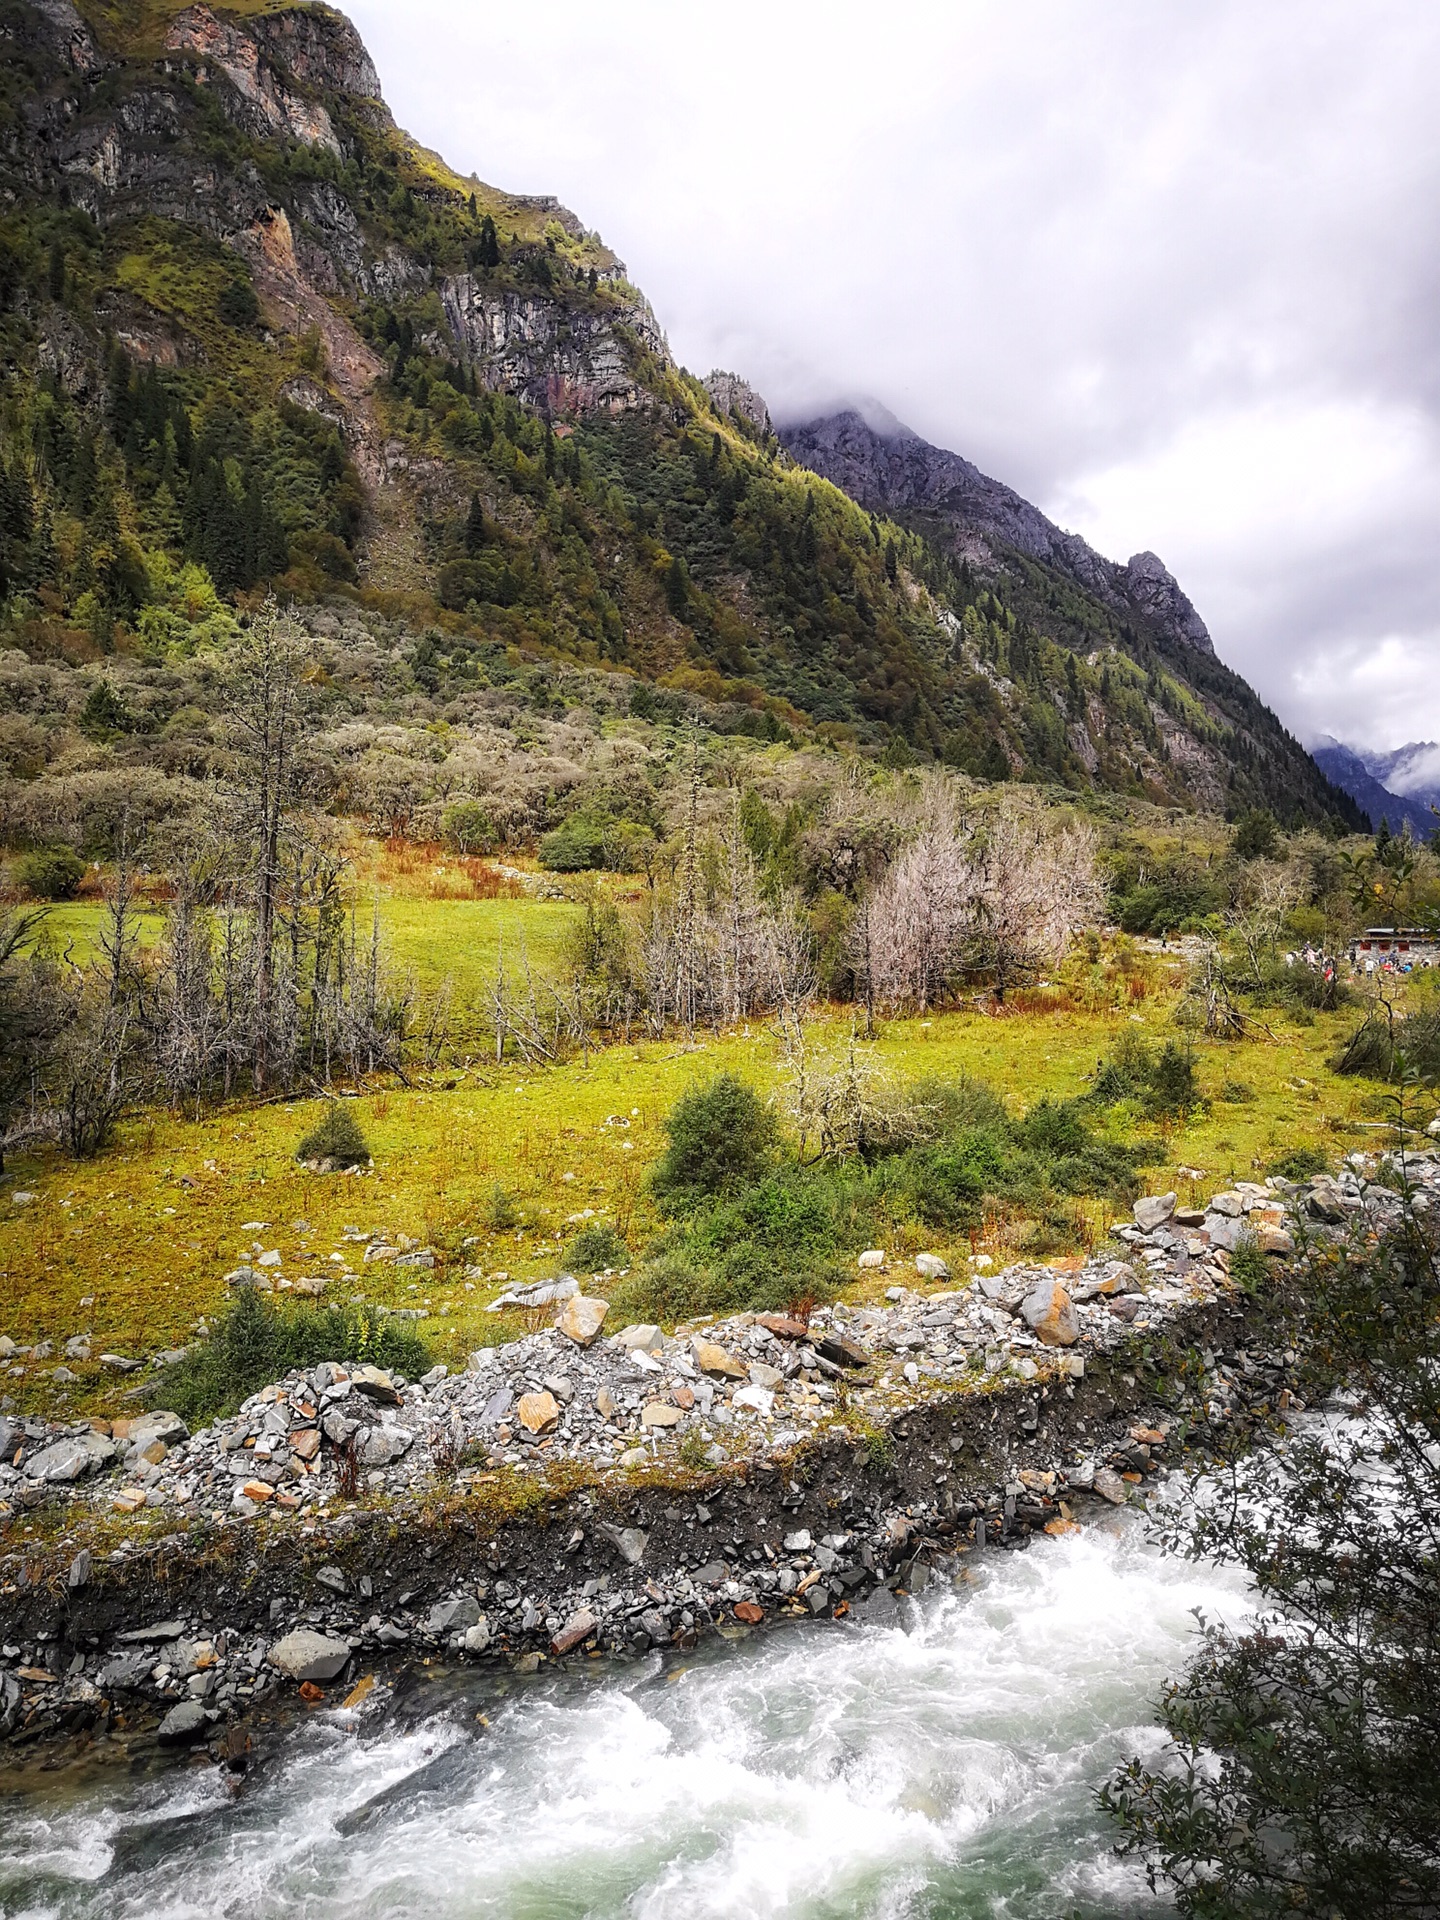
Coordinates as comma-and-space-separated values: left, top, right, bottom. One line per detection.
0, 993, 1381, 1420
24, 895, 579, 1008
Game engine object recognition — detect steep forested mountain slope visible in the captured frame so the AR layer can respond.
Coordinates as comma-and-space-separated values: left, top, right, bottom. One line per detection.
780, 407, 1356, 825
0, 0, 1362, 825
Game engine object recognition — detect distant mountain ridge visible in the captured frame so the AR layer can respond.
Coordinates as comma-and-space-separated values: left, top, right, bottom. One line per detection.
779, 406, 1214, 659
1311, 738, 1439, 842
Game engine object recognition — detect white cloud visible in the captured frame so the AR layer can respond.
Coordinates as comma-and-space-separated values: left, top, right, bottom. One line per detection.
346, 0, 1440, 750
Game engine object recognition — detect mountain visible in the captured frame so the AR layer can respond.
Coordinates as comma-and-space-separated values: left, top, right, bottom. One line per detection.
0, 0, 1364, 827
780, 405, 1214, 657
1358, 740, 1440, 807
1311, 738, 1437, 842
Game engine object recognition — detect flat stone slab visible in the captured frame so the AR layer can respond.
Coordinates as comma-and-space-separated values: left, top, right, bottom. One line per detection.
268, 1629, 352, 1683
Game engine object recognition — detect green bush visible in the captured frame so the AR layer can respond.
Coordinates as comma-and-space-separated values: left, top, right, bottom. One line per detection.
565, 1221, 628, 1271
538, 812, 610, 872
650, 1073, 778, 1213
296, 1102, 371, 1168
216, 279, 261, 330
481, 1182, 520, 1230
1093, 1033, 1201, 1119
1268, 1145, 1329, 1182
153, 1290, 431, 1422
1228, 1235, 1270, 1294
442, 799, 496, 854
18, 844, 86, 900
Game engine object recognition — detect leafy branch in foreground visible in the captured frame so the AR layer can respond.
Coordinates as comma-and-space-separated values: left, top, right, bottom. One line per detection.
1101, 1082, 1440, 1917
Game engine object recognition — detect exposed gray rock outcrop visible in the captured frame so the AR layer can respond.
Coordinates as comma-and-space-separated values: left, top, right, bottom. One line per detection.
704, 370, 771, 433
779, 407, 1214, 657
439, 276, 670, 415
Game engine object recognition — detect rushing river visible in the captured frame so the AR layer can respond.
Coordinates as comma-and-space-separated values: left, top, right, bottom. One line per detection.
0, 1509, 1251, 1920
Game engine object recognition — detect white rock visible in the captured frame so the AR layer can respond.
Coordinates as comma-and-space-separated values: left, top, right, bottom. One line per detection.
857, 1249, 885, 1270
267, 1629, 352, 1683
915, 1253, 951, 1280
1133, 1193, 1177, 1230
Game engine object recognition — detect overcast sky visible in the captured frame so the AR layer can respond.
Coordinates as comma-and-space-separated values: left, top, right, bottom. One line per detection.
348, 0, 1440, 752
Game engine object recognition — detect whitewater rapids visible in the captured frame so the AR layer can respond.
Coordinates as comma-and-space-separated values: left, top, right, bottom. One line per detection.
0, 1509, 1252, 1919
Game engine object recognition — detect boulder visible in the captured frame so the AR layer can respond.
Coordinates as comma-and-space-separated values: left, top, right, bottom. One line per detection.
733, 1384, 774, 1415
359, 1425, 412, 1467
1255, 1222, 1295, 1255
1092, 1468, 1130, 1505
125, 1410, 189, 1453
747, 1362, 783, 1390
461, 1618, 491, 1654
25, 1431, 115, 1483
487, 1275, 578, 1312
268, 1629, 352, 1683
350, 1366, 401, 1405
516, 1391, 559, 1434
1133, 1192, 1177, 1231
157, 1699, 210, 1745
1208, 1190, 1245, 1217
815, 1334, 868, 1369
640, 1402, 682, 1428
1204, 1212, 1250, 1252
601, 1524, 648, 1565
1020, 1279, 1079, 1347
915, 1253, 950, 1280
1305, 1184, 1347, 1224
615, 1323, 663, 1352
556, 1295, 609, 1347
550, 1607, 597, 1656
428, 1594, 481, 1635
857, 1249, 885, 1270
693, 1340, 746, 1378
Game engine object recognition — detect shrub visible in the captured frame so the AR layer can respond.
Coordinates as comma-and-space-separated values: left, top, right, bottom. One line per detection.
1093, 1033, 1201, 1119
650, 1073, 778, 1213
217, 279, 261, 330
481, 1182, 520, 1230
1228, 1235, 1270, 1294
296, 1101, 371, 1168
537, 812, 609, 872
153, 1290, 430, 1421
1231, 807, 1279, 860
565, 1221, 628, 1271
1333, 1007, 1440, 1083
1268, 1145, 1329, 1182
18, 844, 86, 900
442, 799, 496, 855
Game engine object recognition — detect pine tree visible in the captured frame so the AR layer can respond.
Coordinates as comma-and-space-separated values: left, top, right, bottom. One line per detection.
465, 493, 487, 553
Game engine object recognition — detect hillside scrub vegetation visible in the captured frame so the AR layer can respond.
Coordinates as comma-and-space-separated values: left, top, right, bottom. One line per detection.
611, 1066, 1157, 1323
156, 1289, 431, 1423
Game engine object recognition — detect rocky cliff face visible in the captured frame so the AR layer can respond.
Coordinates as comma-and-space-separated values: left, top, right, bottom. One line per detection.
703, 370, 771, 434
17, 0, 648, 422
780, 409, 1214, 657
440, 275, 671, 415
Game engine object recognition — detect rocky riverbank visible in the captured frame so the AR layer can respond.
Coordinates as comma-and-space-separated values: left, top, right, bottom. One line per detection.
2, 1151, 1435, 1768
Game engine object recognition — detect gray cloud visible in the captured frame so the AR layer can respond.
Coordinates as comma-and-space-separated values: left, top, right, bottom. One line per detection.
348, 0, 1440, 749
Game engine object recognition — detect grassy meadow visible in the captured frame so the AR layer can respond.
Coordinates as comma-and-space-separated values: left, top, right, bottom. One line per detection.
0, 909, 1388, 1421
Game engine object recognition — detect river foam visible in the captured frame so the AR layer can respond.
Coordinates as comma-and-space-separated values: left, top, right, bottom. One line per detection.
0, 1511, 1252, 1919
